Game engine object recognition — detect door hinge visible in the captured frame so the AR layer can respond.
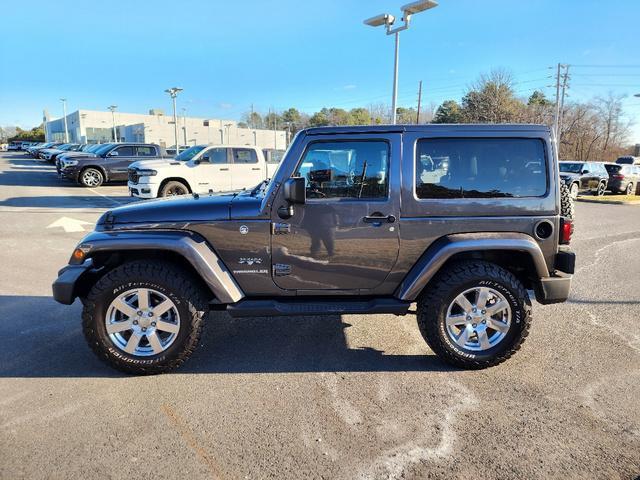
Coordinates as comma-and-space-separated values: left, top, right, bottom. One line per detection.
272, 222, 291, 235
274, 264, 292, 276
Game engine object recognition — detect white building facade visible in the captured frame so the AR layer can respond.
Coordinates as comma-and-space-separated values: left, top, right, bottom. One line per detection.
45, 109, 287, 150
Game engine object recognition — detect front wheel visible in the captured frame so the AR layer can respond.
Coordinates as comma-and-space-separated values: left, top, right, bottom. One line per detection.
79, 167, 104, 187
595, 182, 606, 196
82, 261, 209, 374
160, 180, 189, 197
569, 182, 579, 199
417, 261, 532, 369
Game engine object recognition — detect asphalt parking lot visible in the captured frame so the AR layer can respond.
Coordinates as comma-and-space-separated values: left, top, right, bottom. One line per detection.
0, 151, 638, 479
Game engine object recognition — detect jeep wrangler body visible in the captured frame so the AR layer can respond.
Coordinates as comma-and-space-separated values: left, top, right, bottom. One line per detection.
53, 124, 575, 374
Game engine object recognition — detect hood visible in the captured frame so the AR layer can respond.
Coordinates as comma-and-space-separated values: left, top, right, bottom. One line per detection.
97, 191, 265, 227
130, 158, 181, 170
59, 152, 96, 160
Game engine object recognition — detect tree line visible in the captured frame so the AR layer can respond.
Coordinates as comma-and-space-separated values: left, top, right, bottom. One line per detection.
244, 69, 633, 162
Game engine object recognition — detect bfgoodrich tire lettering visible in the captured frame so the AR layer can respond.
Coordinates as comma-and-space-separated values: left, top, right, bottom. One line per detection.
417, 260, 532, 369
82, 261, 209, 374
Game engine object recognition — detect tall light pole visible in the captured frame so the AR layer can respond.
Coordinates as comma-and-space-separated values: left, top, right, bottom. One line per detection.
108, 105, 118, 142
164, 87, 183, 154
224, 123, 233, 144
364, 0, 438, 124
181, 107, 188, 146
60, 98, 69, 142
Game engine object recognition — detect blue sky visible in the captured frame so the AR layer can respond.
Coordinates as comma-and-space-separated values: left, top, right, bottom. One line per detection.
1, 0, 639, 141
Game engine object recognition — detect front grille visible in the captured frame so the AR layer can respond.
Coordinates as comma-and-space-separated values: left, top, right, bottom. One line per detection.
128, 169, 139, 184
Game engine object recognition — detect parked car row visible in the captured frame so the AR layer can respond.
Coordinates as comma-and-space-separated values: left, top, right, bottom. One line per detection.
559, 158, 640, 198
18, 141, 286, 196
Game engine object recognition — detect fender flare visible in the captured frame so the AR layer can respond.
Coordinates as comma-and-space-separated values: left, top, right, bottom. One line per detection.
72, 230, 244, 304
395, 232, 550, 301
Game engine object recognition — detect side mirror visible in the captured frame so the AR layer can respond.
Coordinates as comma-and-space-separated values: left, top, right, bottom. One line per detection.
193, 159, 201, 165
582, 169, 589, 174
284, 177, 306, 204
108, 150, 119, 156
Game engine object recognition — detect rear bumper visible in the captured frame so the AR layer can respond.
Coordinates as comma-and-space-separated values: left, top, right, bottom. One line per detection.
52, 259, 94, 305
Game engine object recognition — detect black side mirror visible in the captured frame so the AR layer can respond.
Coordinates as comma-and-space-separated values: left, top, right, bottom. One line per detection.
193, 159, 201, 165
284, 177, 306, 204
582, 169, 589, 174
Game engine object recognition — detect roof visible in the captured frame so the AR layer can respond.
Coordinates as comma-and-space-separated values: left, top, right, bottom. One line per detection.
304, 123, 552, 135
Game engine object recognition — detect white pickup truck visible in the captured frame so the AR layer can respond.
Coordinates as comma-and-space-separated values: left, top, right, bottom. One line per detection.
127, 145, 284, 198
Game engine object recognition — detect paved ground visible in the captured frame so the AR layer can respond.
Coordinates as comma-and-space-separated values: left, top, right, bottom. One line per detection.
0, 151, 639, 480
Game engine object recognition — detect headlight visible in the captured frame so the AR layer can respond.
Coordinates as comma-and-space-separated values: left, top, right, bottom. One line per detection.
64, 160, 79, 166
137, 169, 157, 177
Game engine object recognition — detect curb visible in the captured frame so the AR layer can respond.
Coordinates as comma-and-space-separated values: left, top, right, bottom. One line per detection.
576, 197, 640, 205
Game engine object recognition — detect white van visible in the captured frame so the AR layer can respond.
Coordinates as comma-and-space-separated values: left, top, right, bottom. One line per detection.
128, 145, 284, 198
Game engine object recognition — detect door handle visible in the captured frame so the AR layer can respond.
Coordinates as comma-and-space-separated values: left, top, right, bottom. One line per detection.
251, 167, 261, 171
219, 168, 229, 171
363, 214, 396, 224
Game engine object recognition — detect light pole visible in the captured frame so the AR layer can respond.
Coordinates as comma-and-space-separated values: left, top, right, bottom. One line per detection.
108, 105, 118, 142
224, 123, 233, 144
164, 87, 183, 154
364, 0, 438, 124
181, 107, 188, 146
60, 98, 69, 142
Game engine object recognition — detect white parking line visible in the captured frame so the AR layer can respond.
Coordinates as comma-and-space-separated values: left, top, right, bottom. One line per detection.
86, 187, 127, 206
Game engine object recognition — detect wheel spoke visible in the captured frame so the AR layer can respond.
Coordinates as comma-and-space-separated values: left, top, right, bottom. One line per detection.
456, 326, 472, 347
485, 300, 508, 316
154, 299, 174, 317
476, 288, 490, 309
487, 318, 509, 333
113, 298, 138, 319
454, 293, 474, 313
146, 332, 163, 354
124, 333, 142, 354
446, 313, 468, 327
155, 320, 180, 334
106, 319, 132, 334
477, 329, 491, 350
137, 288, 150, 310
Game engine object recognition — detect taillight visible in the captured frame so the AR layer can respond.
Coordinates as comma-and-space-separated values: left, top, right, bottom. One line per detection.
560, 218, 573, 244
612, 174, 624, 180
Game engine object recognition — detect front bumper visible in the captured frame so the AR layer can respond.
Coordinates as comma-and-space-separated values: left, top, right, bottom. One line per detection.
58, 166, 80, 181
52, 259, 95, 305
128, 181, 158, 199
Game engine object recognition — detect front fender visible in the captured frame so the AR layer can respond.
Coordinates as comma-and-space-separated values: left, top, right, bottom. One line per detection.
55, 230, 244, 304
395, 232, 551, 301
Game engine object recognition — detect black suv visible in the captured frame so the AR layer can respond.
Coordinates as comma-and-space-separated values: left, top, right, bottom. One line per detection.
53, 124, 575, 374
604, 162, 640, 195
559, 161, 609, 198
57, 143, 167, 187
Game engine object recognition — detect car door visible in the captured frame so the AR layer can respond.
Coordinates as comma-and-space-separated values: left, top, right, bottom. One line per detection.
270, 135, 400, 292
106, 145, 137, 181
230, 148, 264, 190
195, 147, 232, 193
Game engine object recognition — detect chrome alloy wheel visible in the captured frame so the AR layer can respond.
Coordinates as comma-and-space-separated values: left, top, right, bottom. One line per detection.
445, 286, 511, 351
82, 170, 101, 187
105, 288, 180, 357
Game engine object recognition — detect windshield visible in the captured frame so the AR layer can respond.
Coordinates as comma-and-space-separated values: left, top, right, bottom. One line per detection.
58, 144, 73, 150
95, 144, 115, 156
604, 164, 621, 174
560, 162, 584, 174
176, 145, 206, 161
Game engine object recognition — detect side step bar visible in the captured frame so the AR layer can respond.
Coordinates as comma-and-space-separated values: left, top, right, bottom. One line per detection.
226, 297, 411, 318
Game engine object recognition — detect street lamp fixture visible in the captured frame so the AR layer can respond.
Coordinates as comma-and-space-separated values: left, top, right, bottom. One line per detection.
60, 98, 69, 142
107, 105, 118, 142
164, 87, 183, 154
364, 0, 438, 124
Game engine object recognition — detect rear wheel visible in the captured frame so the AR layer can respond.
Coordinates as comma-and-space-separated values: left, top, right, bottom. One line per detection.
82, 261, 209, 375
160, 180, 189, 197
79, 167, 104, 187
417, 261, 532, 369
569, 182, 579, 199
625, 183, 634, 195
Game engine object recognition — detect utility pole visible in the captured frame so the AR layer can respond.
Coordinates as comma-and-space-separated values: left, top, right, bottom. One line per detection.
108, 105, 118, 142
416, 80, 423, 124
557, 65, 570, 155
250, 103, 255, 129
164, 87, 183, 154
60, 98, 69, 142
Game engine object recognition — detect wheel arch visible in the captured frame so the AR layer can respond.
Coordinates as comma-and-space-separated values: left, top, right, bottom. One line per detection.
159, 177, 193, 194
64, 230, 244, 304
395, 233, 550, 301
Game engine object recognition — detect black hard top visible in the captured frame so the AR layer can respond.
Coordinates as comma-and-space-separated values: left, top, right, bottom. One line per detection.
304, 124, 551, 135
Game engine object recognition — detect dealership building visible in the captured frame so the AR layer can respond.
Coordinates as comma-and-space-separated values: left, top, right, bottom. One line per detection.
44, 109, 287, 150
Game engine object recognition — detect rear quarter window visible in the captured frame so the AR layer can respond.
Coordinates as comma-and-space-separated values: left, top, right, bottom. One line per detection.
415, 137, 548, 199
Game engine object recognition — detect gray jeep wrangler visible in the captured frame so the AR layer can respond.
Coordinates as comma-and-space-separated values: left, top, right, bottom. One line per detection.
53, 125, 575, 374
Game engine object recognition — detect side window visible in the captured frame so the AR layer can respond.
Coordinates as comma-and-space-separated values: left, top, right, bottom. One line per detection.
295, 140, 389, 199
136, 146, 155, 157
112, 146, 135, 157
201, 148, 228, 164
232, 148, 258, 164
415, 138, 547, 199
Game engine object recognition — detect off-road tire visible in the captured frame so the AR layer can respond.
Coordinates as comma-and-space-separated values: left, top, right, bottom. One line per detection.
82, 261, 209, 375
160, 180, 189, 197
560, 183, 575, 220
417, 260, 532, 369
79, 167, 104, 187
